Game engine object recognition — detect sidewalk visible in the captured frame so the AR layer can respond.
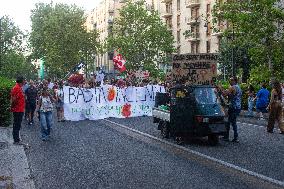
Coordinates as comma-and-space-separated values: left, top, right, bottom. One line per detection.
0, 127, 35, 189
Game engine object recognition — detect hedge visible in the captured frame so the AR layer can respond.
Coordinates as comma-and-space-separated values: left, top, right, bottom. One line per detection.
0, 77, 15, 127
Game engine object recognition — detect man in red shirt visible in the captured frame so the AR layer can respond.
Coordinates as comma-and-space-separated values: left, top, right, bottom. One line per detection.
11, 76, 25, 144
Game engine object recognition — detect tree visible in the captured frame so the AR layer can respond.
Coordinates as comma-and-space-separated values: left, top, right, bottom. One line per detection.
106, 0, 175, 78
0, 16, 34, 79
212, 0, 284, 81
29, 3, 100, 78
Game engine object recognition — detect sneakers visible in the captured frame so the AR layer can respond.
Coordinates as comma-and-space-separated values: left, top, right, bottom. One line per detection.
258, 117, 265, 121
231, 138, 239, 143
221, 137, 239, 143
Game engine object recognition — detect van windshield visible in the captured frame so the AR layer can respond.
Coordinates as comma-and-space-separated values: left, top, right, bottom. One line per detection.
193, 87, 218, 104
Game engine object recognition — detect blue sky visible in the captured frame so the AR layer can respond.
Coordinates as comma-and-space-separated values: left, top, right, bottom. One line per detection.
0, 0, 100, 31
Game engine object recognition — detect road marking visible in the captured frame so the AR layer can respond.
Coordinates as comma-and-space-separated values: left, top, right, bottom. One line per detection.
238, 122, 281, 131
104, 119, 284, 188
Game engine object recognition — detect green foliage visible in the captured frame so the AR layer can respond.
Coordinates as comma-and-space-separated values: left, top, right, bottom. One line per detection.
217, 38, 250, 80
0, 16, 34, 79
0, 51, 37, 80
0, 77, 14, 127
106, 0, 175, 75
0, 16, 26, 56
29, 3, 100, 78
213, 0, 284, 81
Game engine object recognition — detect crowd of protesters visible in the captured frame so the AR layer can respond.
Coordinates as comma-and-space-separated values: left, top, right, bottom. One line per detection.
11, 76, 66, 143
10, 74, 284, 145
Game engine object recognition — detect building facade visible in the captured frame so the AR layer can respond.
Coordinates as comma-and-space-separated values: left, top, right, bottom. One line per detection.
160, 0, 224, 54
86, 0, 161, 74
86, 0, 225, 74
86, 0, 125, 74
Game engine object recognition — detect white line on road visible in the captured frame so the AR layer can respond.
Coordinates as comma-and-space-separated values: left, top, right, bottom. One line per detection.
104, 119, 284, 188
238, 122, 281, 131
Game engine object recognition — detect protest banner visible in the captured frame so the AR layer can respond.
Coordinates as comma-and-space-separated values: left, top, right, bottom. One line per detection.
63, 85, 165, 121
171, 53, 218, 85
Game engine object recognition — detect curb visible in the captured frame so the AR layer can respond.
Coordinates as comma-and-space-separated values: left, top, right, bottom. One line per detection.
0, 127, 35, 189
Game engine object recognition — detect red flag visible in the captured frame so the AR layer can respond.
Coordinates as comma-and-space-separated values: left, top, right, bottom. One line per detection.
113, 54, 126, 72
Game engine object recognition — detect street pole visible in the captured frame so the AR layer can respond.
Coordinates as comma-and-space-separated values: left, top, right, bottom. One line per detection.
232, 25, 236, 77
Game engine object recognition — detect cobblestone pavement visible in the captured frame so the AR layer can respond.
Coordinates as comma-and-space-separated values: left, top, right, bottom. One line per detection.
20, 117, 283, 189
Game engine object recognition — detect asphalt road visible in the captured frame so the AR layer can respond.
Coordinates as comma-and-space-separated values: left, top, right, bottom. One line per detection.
21, 117, 283, 189
108, 116, 284, 182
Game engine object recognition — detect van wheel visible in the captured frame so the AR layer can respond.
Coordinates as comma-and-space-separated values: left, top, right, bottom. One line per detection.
175, 136, 183, 145
208, 134, 219, 146
161, 121, 170, 138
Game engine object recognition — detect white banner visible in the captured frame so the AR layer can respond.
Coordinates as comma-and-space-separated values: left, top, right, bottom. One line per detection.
63, 85, 165, 121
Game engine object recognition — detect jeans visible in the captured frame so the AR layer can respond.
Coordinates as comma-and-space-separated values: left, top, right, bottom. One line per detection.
247, 97, 254, 116
40, 111, 53, 139
225, 108, 241, 139
13, 112, 24, 142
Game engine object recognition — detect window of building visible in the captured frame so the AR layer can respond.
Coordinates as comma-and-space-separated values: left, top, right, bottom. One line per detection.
207, 22, 212, 36
196, 42, 200, 53
206, 40, 211, 53
217, 36, 222, 51
177, 30, 180, 43
177, 46, 181, 54
166, 3, 172, 14
191, 7, 200, 19
196, 26, 200, 38
177, 0, 180, 11
166, 18, 172, 28
191, 42, 195, 53
206, 4, 211, 16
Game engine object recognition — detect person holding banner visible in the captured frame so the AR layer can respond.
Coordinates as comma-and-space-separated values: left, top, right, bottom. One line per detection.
38, 88, 54, 141
55, 81, 65, 122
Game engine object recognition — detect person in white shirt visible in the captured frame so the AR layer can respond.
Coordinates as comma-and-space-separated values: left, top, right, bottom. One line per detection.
47, 78, 54, 89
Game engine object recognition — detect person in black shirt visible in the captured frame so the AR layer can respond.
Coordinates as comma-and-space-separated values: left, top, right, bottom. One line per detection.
25, 81, 38, 125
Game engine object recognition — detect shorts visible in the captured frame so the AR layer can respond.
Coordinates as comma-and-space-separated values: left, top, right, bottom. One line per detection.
256, 107, 268, 113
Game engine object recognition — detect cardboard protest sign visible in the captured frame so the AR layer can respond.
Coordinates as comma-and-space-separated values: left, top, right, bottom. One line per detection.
172, 53, 218, 85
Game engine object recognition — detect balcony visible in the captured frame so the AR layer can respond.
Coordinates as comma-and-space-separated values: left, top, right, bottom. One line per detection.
162, 0, 172, 3
187, 16, 200, 25
162, 10, 173, 18
212, 25, 226, 36
188, 32, 200, 41
212, 31, 223, 36
186, 0, 201, 8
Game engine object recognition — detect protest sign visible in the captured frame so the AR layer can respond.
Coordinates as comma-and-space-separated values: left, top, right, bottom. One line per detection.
172, 53, 218, 85
63, 85, 165, 121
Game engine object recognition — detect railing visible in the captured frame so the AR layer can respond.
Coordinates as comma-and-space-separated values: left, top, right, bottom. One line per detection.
185, 0, 200, 8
